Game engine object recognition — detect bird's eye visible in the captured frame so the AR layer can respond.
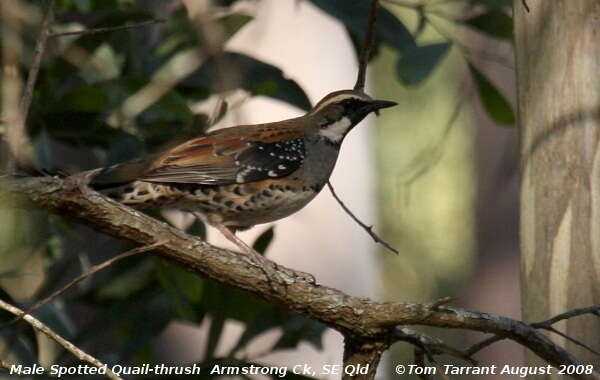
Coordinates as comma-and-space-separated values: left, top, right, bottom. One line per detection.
341, 99, 358, 107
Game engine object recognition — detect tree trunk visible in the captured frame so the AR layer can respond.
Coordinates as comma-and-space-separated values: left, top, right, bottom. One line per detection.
514, 0, 600, 375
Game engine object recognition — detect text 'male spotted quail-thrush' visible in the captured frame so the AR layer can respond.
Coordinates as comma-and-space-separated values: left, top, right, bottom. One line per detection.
90, 89, 397, 279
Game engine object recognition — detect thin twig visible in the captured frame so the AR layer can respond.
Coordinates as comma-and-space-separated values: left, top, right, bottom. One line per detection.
354, 0, 379, 91
466, 335, 505, 356
394, 327, 436, 362
539, 326, 600, 357
414, 349, 435, 380
531, 305, 600, 356
49, 18, 166, 38
7, 0, 54, 173
468, 305, 600, 357
0, 299, 122, 380
522, 0, 530, 13
395, 326, 478, 365
532, 305, 600, 327
327, 181, 399, 254
5, 241, 165, 328
0, 359, 12, 371
20, 0, 53, 127
427, 296, 456, 310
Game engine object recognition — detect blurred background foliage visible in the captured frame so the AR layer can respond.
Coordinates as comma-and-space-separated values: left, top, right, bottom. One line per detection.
0, 0, 516, 378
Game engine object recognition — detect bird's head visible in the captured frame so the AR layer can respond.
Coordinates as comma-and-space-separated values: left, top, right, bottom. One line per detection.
308, 89, 397, 144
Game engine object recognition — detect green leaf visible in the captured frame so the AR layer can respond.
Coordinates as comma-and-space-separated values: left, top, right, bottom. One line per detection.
96, 258, 155, 300
116, 295, 174, 360
155, 260, 205, 322
183, 52, 311, 111
138, 90, 194, 126
229, 311, 326, 356
0, 333, 37, 367
229, 308, 289, 356
51, 85, 109, 113
469, 64, 515, 125
464, 10, 513, 40
252, 226, 274, 255
0, 289, 39, 363
33, 128, 54, 169
396, 42, 451, 86
201, 281, 269, 322
219, 14, 253, 39
308, 0, 416, 55
272, 316, 326, 351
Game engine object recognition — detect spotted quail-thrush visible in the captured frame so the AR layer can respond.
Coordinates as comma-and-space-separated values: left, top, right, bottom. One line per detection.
90, 89, 396, 279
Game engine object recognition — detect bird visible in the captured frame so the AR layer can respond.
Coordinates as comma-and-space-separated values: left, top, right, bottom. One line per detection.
89, 89, 397, 280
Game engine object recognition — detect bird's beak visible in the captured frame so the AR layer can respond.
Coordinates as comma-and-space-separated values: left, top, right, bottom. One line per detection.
370, 99, 397, 116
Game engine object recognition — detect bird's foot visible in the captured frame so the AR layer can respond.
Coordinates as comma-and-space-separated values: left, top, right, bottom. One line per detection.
212, 221, 285, 287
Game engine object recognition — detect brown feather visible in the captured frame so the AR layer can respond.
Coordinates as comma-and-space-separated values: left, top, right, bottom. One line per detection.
140, 118, 307, 185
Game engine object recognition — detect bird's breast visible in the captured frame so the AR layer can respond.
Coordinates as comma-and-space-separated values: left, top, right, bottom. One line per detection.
301, 139, 341, 184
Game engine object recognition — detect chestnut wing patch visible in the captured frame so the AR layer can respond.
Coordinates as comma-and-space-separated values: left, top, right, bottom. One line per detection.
140, 138, 305, 185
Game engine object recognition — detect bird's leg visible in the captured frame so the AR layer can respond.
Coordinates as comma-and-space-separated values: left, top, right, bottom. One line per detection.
213, 222, 280, 282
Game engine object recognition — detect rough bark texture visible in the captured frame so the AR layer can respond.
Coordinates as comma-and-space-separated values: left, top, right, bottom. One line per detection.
342, 337, 389, 380
514, 0, 600, 375
1, 173, 599, 380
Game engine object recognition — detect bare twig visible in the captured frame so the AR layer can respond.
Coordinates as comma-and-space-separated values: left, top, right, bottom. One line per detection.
414, 349, 435, 380
395, 327, 478, 365
354, 0, 379, 91
531, 305, 600, 356
532, 305, 600, 328
4, 0, 54, 174
466, 335, 504, 356
427, 296, 456, 310
0, 299, 122, 380
537, 326, 600, 357
394, 327, 437, 362
4, 242, 165, 328
0, 359, 12, 371
327, 181, 399, 254
467, 305, 600, 357
19, 0, 53, 130
49, 18, 166, 38
522, 0, 530, 13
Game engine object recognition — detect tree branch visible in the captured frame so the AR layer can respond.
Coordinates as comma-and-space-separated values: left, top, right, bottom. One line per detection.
342, 336, 389, 380
327, 181, 399, 254
4, 0, 54, 174
1, 174, 599, 379
0, 298, 122, 380
49, 18, 165, 38
354, 0, 379, 91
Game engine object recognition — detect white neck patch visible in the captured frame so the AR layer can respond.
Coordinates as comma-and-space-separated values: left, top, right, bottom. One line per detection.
318, 117, 352, 143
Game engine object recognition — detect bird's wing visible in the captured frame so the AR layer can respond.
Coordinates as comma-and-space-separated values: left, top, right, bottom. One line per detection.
140, 121, 307, 185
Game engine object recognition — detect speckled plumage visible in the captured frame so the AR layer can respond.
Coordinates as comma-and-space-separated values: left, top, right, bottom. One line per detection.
90, 89, 396, 231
